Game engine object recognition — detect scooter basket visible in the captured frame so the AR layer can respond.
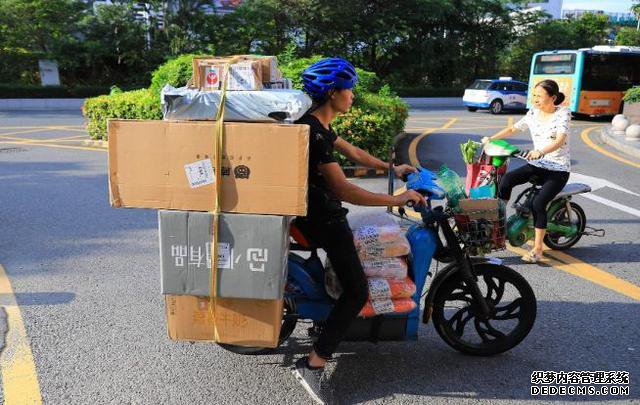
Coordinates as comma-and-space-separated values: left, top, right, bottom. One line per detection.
453, 199, 506, 254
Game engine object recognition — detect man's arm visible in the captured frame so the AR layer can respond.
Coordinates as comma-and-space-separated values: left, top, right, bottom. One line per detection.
334, 137, 416, 178
319, 162, 426, 207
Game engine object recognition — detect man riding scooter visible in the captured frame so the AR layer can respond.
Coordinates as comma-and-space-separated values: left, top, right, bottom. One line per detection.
291, 57, 425, 404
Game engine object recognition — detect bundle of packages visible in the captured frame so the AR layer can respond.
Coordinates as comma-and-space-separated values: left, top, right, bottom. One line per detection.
325, 212, 417, 318
108, 54, 312, 349
161, 85, 312, 122
353, 224, 411, 261
192, 55, 283, 91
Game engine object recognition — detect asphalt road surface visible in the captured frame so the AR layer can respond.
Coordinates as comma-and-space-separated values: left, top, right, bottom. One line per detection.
0, 107, 638, 404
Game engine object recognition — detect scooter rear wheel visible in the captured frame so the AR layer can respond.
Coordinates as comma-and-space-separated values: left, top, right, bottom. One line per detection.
544, 202, 586, 250
431, 263, 536, 356
217, 303, 298, 355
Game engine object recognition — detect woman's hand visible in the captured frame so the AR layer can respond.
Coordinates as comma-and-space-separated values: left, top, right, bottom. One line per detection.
394, 190, 427, 207
525, 150, 544, 160
481, 136, 491, 144
393, 164, 417, 179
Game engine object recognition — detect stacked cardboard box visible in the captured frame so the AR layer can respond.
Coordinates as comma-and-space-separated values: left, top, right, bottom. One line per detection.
108, 55, 309, 348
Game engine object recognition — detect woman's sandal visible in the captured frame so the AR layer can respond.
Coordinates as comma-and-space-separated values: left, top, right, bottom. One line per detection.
522, 250, 543, 263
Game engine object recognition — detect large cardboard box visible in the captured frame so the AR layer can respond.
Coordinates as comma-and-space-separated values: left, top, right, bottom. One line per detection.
159, 210, 291, 299
108, 120, 309, 216
165, 295, 283, 348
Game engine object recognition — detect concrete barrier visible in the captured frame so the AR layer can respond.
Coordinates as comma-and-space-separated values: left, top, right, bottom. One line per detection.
401, 97, 462, 108
0, 99, 85, 111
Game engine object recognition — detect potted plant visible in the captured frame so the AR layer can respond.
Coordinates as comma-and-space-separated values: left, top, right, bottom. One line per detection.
623, 86, 640, 125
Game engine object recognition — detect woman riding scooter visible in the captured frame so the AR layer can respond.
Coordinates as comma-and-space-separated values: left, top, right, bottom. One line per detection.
482, 79, 571, 263
291, 57, 425, 404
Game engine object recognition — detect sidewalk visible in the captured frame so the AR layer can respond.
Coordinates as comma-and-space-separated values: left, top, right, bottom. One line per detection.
600, 125, 640, 160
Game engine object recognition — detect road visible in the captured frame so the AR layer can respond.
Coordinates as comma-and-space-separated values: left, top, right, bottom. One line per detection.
0, 107, 638, 404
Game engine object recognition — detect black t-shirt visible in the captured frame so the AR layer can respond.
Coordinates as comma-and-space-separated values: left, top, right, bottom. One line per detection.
296, 114, 347, 221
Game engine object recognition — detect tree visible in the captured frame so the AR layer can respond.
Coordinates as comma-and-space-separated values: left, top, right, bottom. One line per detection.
616, 27, 640, 46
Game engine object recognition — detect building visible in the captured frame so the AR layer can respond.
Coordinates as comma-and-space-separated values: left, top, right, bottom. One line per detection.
562, 9, 638, 26
526, 0, 563, 19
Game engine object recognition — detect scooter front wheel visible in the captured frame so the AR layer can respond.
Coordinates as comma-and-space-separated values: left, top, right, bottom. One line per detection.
217, 303, 298, 355
431, 263, 536, 356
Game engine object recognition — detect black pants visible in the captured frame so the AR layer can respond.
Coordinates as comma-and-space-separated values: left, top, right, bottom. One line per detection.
294, 215, 369, 360
497, 164, 570, 229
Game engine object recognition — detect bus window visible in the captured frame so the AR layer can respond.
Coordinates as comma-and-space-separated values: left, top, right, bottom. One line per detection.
582, 53, 640, 91
533, 53, 577, 75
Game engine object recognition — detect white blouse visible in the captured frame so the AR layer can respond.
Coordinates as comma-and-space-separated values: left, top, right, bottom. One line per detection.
513, 106, 572, 172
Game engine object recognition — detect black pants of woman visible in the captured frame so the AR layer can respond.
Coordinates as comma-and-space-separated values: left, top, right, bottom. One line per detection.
294, 214, 369, 360
497, 164, 570, 229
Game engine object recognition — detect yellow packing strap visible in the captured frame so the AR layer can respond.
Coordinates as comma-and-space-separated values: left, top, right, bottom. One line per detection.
208, 56, 244, 341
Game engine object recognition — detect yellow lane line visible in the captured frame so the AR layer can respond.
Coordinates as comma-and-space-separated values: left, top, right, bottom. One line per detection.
507, 117, 514, 127
408, 118, 457, 166
512, 244, 640, 301
35, 134, 89, 143
0, 264, 43, 404
0, 140, 106, 153
48, 127, 87, 134
581, 126, 640, 169
0, 128, 51, 137
390, 198, 640, 302
435, 125, 512, 131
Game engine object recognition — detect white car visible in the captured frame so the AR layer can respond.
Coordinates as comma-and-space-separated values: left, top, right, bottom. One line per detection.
463, 77, 529, 114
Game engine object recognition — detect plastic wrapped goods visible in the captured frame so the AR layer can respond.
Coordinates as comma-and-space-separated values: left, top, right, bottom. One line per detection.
324, 259, 413, 300
367, 277, 416, 300
361, 257, 408, 279
359, 297, 416, 318
353, 224, 411, 261
161, 85, 312, 122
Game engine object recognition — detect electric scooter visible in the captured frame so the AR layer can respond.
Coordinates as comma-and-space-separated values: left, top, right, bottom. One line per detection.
482, 140, 605, 250
219, 166, 537, 356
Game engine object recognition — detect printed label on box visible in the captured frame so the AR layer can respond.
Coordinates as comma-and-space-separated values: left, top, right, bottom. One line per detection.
206, 66, 220, 88
229, 64, 256, 90
217, 242, 232, 269
371, 298, 394, 315
368, 278, 392, 300
184, 159, 215, 188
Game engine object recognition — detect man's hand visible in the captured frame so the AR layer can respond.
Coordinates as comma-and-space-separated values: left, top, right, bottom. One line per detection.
394, 190, 427, 207
481, 136, 491, 144
393, 164, 417, 179
525, 150, 543, 160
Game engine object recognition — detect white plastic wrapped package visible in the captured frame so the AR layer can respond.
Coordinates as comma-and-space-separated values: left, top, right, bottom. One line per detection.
361, 257, 408, 279
161, 84, 312, 122
324, 257, 411, 300
353, 224, 411, 261
348, 212, 397, 230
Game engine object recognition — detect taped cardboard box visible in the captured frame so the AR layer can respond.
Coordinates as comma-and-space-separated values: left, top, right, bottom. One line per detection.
159, 210, 291, 299
194, 58, 263, 91
108, 119, 309, 215
193, 55, 281, 87
165, 295, 283, 347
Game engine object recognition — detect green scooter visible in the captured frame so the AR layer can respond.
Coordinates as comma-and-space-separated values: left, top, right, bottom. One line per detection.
483, 140, 605, 250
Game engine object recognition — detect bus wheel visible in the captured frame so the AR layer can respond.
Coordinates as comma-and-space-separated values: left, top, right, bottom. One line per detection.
490, 99, 503, 114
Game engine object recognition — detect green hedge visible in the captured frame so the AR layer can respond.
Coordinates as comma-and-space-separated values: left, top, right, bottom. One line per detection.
82, 89, 162, 140
0, 84, 114, 98
623, 86, 640, 104
83, 55, 408, 166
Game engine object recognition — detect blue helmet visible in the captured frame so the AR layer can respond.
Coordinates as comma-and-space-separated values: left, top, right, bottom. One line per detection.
301, 57, 358, 101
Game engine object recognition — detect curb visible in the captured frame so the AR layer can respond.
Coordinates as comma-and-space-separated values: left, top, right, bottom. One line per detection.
80, 140, 388, 178
82, 140, 108, 149
599, 126, 640, 160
